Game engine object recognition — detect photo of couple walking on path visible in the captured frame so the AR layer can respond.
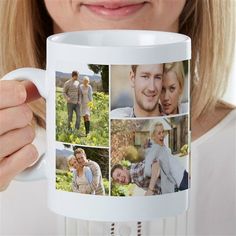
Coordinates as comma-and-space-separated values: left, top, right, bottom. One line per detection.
63, 71, 93, 136
56, 65, 109, 147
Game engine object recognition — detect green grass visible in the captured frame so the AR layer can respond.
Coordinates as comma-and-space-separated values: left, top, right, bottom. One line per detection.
56, 90, 109, 146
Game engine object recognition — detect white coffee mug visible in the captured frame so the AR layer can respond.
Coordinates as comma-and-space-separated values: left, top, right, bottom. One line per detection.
2, 30, 191, 221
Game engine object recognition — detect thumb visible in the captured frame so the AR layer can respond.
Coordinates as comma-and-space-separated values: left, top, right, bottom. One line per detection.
21, 80, 41, 103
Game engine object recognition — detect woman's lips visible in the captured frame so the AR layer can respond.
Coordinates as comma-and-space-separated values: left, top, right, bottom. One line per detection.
82, 2, 147, 19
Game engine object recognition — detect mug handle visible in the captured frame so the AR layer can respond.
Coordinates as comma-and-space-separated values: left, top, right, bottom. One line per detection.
2, 68, 48, 181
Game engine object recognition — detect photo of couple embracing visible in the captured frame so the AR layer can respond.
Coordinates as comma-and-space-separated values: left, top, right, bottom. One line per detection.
111, 62, 189, 118
111, 117, 189, 196
68, 148, 105, 195
56, 145, 109, 195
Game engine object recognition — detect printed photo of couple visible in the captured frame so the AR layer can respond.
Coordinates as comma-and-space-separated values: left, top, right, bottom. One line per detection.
111, 116, 189, 196
111, 61, 189, 118
56, 143, 109, 195
55, 64, 109, 147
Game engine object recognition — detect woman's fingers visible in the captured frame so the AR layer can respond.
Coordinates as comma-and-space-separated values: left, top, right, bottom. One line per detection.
0, 104, 33, 135
0, 79, 42, 191
0, 144, 38, 189
0, 80, 41, 109
0, 125, 35, 160
21, 80, 41, 103
0, 80, 27, 109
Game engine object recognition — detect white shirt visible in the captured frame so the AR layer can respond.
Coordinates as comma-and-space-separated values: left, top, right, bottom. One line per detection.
187, 109, 236, 235
110, 107, 134, 118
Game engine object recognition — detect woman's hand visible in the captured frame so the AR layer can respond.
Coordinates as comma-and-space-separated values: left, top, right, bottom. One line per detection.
0, 80, 40, 191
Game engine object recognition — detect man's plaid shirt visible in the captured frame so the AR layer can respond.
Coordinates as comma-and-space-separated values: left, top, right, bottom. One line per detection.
130, 160, 160, 194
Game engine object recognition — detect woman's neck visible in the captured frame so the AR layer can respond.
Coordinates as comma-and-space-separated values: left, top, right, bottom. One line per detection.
192, 102, 235, 141
77, 166, 84, 176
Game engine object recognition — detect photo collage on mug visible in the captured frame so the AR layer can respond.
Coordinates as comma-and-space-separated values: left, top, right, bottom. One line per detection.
55, 64, 110, 195
55, 61, 190, 197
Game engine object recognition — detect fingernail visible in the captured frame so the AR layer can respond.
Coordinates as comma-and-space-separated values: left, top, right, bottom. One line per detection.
28, 145, 39, 167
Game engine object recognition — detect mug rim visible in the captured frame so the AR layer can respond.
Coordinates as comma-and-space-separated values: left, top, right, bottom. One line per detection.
47, 30, 190, 48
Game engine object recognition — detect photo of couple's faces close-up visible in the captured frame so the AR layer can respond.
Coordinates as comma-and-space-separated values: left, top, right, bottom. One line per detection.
111, 61, 189, 118
56, 61, 190, 197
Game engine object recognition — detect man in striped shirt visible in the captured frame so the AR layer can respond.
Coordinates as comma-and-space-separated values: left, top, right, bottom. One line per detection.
63, 71, 81, 130
111, 161, 161, 196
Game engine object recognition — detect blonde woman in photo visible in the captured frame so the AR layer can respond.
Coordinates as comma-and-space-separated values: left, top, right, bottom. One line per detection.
144, 122, 188, 194
160, 62, 187, 115
0, 0, 235, 235
80, 76, 93, 135
67, 155, 94, 194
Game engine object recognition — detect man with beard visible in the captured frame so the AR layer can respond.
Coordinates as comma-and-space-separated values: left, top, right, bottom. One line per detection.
111, 64, 164, 117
